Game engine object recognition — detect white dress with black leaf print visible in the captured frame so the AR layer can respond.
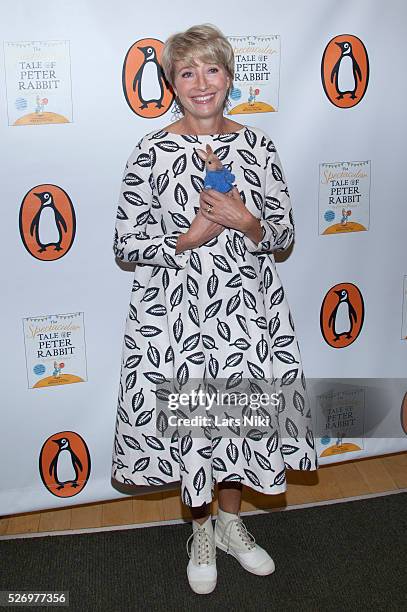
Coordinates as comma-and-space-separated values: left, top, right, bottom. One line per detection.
111, 125, 318, 506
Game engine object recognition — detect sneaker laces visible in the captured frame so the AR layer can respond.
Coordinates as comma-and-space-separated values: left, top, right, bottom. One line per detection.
222, 517, 256, 553
186, 524, 216, 566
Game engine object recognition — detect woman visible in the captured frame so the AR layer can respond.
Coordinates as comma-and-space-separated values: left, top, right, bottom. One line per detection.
112, 24, 318, 594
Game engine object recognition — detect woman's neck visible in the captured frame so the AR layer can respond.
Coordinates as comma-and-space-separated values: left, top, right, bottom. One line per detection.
168, 115, 242, 136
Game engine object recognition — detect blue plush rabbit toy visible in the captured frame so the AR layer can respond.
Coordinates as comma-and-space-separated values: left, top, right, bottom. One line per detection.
196, 144, 235, 193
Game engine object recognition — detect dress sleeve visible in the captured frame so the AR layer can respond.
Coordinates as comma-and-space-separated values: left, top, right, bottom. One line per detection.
113, 136, 192, 268
243, 140, 294, 255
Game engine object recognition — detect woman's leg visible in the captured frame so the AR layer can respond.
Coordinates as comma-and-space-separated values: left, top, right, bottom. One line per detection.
190, 501, 211, 524
187, 500, 217, 594
189, 481, 243, 519
218, 482, 242, 513
215, 483, 275, 575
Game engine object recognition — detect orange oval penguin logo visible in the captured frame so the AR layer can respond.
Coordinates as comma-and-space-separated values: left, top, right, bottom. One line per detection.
122, 38, 174, 118
320, 282, 364, 348
19, 184, 76, 261
321, 35, 369, 108
39, 431, 91, 498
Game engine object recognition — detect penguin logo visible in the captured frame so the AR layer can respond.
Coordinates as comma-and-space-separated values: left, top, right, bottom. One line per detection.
321, 35, 369, 108
39, 431, 91, 498
19, 184, 76, 261
331, 41, 362, 101
122, 38, 174, 118
320, 282, 364, 348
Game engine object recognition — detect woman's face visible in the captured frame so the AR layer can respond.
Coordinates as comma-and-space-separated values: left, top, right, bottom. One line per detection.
172, 57, 231, 123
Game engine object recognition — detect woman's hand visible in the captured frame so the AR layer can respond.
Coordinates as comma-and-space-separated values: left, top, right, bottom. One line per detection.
181, 209, 226, 251
199, 186, 253, 232
177, 186, 262, 253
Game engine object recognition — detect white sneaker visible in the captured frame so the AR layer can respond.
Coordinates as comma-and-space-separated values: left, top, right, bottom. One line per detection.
186, 516, 217, 594
215, 508, 275, 576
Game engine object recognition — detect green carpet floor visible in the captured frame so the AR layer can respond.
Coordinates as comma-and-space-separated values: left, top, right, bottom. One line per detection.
2, 492, 406, 611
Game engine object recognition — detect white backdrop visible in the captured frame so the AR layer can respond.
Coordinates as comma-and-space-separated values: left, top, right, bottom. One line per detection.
1, 0, 406, 516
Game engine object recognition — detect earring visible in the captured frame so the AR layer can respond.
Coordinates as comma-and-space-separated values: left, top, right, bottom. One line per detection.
224, 96, 232, 113
171, 96, 183, 122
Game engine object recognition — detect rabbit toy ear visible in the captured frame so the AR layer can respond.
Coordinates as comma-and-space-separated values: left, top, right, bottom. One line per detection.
205, 144, 213, 154
196, 148, 207, 161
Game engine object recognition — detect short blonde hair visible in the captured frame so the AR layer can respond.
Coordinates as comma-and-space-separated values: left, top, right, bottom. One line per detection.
161, 23, 235, 95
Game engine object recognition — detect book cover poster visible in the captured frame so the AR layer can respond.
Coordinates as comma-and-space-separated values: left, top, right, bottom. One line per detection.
315, 386, 365, 458
4, 40, 73, 126
226, 35, 280, 114
23, 312, 87, 388
319, 161, 371, 235
402, 276, 407, 340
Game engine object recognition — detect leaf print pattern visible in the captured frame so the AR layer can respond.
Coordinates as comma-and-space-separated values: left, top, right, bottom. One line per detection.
111, 125, 318, 506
